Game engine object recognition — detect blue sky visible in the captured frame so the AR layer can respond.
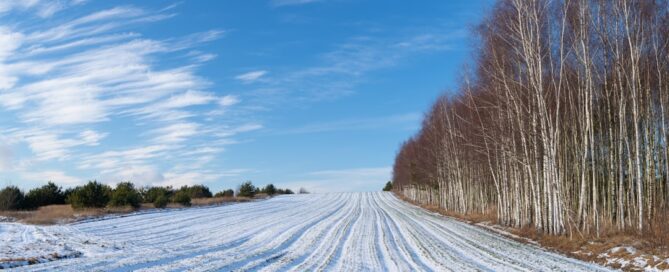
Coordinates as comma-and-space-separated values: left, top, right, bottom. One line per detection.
0, 0, 490, 193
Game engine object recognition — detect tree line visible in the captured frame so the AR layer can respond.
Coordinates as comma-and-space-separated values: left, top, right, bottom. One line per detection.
393, 0, 669, 236
0, 180, 296, 211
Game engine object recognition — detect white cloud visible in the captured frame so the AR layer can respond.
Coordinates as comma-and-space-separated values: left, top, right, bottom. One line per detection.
214, 123, 263, 138
235, 70, 267, 83
0, 144, 13, 170
0, 1, 40, 14
0, 0, 87, 18
78, 145, 172, 171
0, 5, 227, 178
0, 27, 23, 60
79, 130, 106, 146
17, 129, 107, 161
0, 27, 24, 90
160, 170, 221, 187
100, 164, 164, 186
21, 170, 82, 186
219, 95, 240, 107
127, 90, 218, 121
151, 122, 199, 144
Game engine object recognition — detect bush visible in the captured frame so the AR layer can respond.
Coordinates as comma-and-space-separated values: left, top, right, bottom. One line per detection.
172, 191, 191, 206
382, 181, 393, 191
142, 186, 172, 203
263, 184, 277, 195
63, 187, 75, 202
109, 182, 141, 208
178, 185, 212, 199
214, 189, 234, 198
0, 186, 25, 211
67, 181, 112, 209
299, 187, 309, 194
237, 181, 256, 198
154, 194, 168, 208
24, 182, 65, 209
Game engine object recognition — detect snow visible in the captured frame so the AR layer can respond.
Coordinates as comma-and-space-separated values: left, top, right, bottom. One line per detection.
1, 192, 611, 271
599, 246, 669, 271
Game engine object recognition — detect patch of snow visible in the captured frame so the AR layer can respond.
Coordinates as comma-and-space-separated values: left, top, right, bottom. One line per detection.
609, 246, 637, 255
0, 216, 15, 222
599, 246, 668, 272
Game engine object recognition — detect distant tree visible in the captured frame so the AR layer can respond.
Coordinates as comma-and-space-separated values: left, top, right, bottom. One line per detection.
109, 182, 141, 208
382, 181, 393, 191
178, 185, 213, 198
237, 181, 256, 198
299, 187, 309, 194
214, 189, 234, 198
172, 190, 191, 206
274, 188, 294, 195
24, 182, 65, 209
153, 194, 168, 208
63, 187, 75, 202
142, 186, 173, 203
0, 186, 25, 211
263, 184, 277, 195
67, 181, 112, 209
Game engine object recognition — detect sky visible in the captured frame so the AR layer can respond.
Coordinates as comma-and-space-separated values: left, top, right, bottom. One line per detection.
0, 0, 491, 193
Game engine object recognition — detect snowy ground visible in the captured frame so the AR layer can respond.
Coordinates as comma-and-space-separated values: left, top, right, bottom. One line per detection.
1, 192, 609, 271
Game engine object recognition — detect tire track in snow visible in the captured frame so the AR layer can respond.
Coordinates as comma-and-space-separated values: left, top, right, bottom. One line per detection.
5, 192, 611, 271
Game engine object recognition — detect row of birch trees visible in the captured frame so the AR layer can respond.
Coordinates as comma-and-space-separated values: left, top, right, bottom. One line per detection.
393, 0, 669, 235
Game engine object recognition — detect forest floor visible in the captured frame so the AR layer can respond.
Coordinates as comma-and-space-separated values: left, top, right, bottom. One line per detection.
1, 192, 607, 271
397, 194, 669, 271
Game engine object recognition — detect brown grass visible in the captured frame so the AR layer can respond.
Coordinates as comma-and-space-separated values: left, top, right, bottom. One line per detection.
22, 205, 75, 225
17, 205, 139, 225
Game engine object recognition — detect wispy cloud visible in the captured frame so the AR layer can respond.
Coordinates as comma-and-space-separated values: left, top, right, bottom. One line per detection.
244, 30, 462, 108
0, 0, 84, 18
0, 143, 13, 171
13, 129, 107, 161
21, 170, 82, 186
219, 95, 240, 107
235, 70, 267, 83
151, 122, 200, 144
0, 3, 257, 188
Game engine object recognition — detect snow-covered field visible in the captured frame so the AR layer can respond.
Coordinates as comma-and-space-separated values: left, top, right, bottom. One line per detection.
1, 192, 609, 271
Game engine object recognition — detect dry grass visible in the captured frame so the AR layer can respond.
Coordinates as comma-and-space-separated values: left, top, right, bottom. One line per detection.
0, 210, 31, 221
22, 205, 75, 225
18, 205, 137, 225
